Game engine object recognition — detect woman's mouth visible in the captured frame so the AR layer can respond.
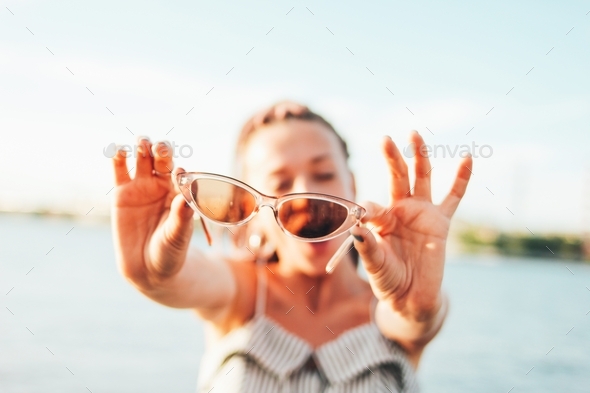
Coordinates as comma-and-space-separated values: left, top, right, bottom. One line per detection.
307, 241, 330, 254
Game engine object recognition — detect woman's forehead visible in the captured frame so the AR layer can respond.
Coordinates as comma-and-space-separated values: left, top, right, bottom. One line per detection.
242, 120, 345, 176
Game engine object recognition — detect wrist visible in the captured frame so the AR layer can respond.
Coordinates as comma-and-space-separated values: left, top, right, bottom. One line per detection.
376, 291, 449, 350
388, 289, 445, 323
414, 292, 448, 344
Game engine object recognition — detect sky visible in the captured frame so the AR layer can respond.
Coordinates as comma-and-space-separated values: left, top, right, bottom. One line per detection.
1, 0, 589, 234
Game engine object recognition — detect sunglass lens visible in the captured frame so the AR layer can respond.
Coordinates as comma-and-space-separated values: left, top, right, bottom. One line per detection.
190, 179, 256, 224
279, 198, 348, 239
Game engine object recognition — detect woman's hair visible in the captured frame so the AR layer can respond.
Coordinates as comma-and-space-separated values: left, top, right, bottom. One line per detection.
232, 100, 359, 267
234, 101, 350, 175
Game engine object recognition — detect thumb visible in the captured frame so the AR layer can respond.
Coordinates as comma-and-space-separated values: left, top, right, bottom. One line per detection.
163, 193, 195, 249
350, 224, 385, 275
149, 193, 195, 277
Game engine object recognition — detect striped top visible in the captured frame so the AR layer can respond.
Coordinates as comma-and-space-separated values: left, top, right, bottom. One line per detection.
196, 265, 420, 393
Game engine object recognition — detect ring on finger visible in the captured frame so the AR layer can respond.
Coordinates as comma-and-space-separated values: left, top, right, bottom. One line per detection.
152, 169, 173, 176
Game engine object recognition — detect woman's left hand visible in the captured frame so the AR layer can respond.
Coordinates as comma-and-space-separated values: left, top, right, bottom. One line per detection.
352, 131, 472, 323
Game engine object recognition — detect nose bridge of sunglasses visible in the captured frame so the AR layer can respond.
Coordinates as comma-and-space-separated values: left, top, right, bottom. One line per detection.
257, 194, 280, 214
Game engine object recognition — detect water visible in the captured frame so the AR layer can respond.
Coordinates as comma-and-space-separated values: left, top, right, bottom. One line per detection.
1, 215, 589, 392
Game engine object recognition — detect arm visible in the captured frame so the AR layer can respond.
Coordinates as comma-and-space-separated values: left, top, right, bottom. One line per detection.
110, 137, 236, 322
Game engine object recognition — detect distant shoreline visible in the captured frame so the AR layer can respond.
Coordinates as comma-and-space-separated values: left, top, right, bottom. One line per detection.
0, 209, 208, 235
457, 226, 590, 262
0, 209, 110, 221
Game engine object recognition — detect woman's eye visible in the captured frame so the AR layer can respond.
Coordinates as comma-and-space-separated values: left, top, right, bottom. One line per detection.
274, 180, 292, 192
314, 173, 335, 181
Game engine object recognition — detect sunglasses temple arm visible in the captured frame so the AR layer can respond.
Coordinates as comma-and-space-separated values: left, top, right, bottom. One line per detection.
325, 234, 355, 274
199, 216, 213, 246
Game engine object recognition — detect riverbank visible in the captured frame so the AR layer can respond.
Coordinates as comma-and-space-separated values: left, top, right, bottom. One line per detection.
457, 226, 590, 261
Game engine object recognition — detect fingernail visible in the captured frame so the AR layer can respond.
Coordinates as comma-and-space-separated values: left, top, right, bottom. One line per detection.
157, 143, 171, 158
115, 145, 127, 158
352, 234, 364, 243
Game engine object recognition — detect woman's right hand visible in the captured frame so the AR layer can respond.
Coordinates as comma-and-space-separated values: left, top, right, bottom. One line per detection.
110, 137, 195, 290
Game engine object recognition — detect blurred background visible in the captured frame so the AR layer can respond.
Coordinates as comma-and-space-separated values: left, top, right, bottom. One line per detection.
1, 0, 589, 392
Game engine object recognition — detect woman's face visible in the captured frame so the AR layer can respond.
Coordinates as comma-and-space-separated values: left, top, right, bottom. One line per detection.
242, 119, 356, 276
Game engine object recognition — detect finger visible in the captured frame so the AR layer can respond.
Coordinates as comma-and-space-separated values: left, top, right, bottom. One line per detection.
172, 167, 201, 223
172, 166, 188, 194
152, 141, 174, 175
440, 154, 473, 218
169, 192, 195, 226
410, 131, 432, 201
158, 193, 195, 258
350, 224, 386, 276
112, 146, 131, 185
170, 167, 212, 246
382, 136, 411, 202
172, 166, 186, 176
135, 136, 154, 178
358, 200, 392, 225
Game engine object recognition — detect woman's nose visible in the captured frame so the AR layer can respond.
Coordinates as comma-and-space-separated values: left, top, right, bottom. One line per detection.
290, 176, 314, 194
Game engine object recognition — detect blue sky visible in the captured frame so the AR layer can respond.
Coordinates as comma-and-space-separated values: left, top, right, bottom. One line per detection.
1, 0, 589, 233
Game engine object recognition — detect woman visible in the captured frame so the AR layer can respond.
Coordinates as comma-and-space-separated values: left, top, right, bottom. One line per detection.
110, 101, 472, 392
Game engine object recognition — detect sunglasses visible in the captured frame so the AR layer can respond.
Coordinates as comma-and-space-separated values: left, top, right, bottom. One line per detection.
174, 172, 365, 272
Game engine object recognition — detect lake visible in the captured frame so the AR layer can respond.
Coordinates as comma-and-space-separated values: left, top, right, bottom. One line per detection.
1, 214, 589, 392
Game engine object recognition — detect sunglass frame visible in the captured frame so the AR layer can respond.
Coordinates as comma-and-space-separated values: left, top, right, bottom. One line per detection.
175, 171, 366, 242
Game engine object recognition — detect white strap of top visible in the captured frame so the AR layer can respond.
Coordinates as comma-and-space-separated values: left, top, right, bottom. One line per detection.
255, 262, 267, 317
